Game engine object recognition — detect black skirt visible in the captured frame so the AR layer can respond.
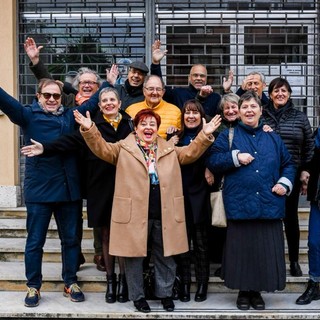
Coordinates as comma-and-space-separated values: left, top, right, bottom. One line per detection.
221, 219, 286, 292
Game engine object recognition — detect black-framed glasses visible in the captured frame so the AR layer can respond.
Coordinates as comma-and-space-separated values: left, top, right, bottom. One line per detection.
40, 93, 62, 100
79, 80, 98, 86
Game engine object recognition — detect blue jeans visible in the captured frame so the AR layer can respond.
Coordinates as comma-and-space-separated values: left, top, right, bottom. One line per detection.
25, 201, 82, 289
308, 202, 320, 282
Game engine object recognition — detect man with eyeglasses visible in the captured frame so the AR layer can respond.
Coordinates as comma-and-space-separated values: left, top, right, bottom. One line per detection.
24, 37, 101, 108
125, 75, 181, 139
150, 40, 221, 117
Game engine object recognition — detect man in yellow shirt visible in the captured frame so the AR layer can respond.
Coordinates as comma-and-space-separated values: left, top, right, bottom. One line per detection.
126, 75, 181, 139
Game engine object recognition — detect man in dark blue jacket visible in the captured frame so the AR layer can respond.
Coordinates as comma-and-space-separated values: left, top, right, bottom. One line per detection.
0, 78, 107, 308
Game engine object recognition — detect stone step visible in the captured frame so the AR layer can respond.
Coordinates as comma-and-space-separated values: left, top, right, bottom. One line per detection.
0, 217, 310, 240
0, 237, 310, 263
0, 261, 311, 293
0, 291, 318, 320
0, 207, 88, 219
0, 218, 93, 239
0, 206, 309, 220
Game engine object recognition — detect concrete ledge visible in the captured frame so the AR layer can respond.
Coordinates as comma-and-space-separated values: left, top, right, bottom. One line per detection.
0, 185, 21, 207
0, 292, 318, 319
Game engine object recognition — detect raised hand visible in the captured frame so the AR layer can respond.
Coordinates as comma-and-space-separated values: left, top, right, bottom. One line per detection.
202, 114, 222, 136
74, 110, 92, 131
106, 64, 119, 86
21, 139, 44, 157
223, 69, 234, 92
24, 37, 43, 66
199, 85, 213, 98
152, 40, 167, 64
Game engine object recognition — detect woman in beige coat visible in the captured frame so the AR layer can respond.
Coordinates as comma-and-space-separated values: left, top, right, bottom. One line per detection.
74, 108, 221, 313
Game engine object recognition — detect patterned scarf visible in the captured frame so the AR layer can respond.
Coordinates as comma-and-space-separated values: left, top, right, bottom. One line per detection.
135, 135, 159, 185
103, 112, 122, 131
75, 92, 89, 106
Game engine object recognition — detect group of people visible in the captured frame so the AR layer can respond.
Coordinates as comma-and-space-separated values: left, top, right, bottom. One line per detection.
0, 37, 317, 313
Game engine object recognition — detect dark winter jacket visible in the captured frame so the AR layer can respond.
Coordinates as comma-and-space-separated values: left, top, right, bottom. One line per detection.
170, 127, 211, 224
150, 63, 221, 117
262, 100, 314, 170
112, 80, 145, 110
0, 84, 105, 203
206, 121, 296, 220
307, 128, 320, 202
43, 110, 133, 227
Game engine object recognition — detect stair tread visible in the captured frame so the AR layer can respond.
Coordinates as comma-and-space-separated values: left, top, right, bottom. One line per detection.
0, 237, 311, 256
0, 218, 92, 230
0, 237, 94, 252
0, 291, 318, 319
0, 261, 311, 282
0, 217, 307, 227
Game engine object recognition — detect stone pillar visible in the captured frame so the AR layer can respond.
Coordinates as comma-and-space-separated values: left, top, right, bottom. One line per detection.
0, 1, 21, 207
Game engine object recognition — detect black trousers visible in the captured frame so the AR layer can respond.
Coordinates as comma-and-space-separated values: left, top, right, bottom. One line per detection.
176, 223, 209, 284
283, 171, 301, 263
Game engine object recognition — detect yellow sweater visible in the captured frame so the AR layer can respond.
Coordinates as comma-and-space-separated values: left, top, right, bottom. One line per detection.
126, 99, 181, 139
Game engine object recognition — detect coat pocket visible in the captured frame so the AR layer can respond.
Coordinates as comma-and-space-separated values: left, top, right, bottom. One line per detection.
112, 196, 132, 224
173, 196, 185, 222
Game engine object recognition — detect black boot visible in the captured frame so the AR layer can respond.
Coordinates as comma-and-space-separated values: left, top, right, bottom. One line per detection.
296, 280, 320, 305
105, 273, 117, 303
117, 273, 128, 303
290, 261, 303, 277
179, 282, 190, 302
195, 283, 208, 302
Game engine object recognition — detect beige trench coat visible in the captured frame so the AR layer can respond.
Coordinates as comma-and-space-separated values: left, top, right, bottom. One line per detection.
81, 124, 214, 257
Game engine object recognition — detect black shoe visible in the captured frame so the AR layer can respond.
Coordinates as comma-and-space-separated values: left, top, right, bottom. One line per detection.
236, 291, 250, 310
161, 297, 175, 311
117, 274, 128, 303
179, 283, 190, 302
172, 275, 181, 300
134, 298, 151, 313
105, 273, 117, 303
296, 280, 320, 305
214, 267, 222, 277
290, 262, 303, 277
250, 291, 265, 310
195, 283, 208, 302
93, 255, 106, 272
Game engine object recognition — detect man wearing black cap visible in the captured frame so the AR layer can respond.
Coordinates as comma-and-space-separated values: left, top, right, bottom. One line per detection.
106, 61, 149, 110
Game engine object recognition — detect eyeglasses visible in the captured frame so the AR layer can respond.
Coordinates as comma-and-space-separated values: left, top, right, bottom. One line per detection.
144, 87, 164, 93
79, 80, 98, 86
190, 73, 206, 78
40, 93, 62, 100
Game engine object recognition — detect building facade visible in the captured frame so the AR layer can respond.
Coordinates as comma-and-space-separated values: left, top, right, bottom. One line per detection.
0, 0, 319, 206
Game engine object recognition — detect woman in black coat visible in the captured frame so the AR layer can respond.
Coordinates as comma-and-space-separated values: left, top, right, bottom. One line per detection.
262, 77, 314, 277
168, 99, 212, 303
21, 87, 134, 304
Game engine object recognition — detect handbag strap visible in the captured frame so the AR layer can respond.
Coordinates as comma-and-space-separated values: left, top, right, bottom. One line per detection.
220, 127, 234, 189
228, 127, 234, 149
